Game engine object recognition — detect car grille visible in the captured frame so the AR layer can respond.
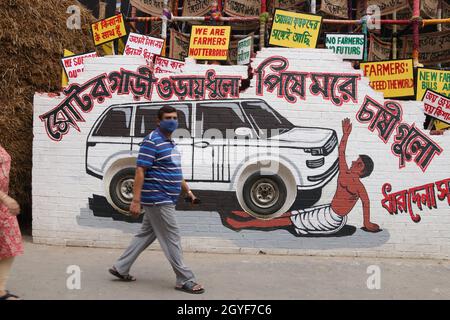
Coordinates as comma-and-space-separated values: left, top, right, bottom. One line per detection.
324, 133, 338, 155
306, 157, 325, 169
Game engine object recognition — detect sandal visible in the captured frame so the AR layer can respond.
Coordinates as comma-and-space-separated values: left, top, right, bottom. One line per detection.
175, 280, 205, 294
0, 291, 20, 300
108, 267, 136, 282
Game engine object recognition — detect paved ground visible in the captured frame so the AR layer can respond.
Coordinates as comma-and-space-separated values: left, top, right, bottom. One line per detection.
7, 237, 450, 299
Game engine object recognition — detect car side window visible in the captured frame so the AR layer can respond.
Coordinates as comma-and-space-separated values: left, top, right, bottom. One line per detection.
93, 107, 132, 137
134, 104, 191, 138
134, 106, 158, 137
196, 102, 251, 137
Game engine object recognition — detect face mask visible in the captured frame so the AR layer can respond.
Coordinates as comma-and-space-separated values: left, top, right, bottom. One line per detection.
160, 119, 178, 133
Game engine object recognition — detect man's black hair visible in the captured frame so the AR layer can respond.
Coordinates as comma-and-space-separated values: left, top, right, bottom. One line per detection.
158, 105, 177, 119
359, 154, 374, 178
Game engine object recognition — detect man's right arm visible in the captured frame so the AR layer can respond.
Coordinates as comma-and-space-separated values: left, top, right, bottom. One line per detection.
130, 137, 156, 216
132, 167, 145, 203
338, 118, 352, 172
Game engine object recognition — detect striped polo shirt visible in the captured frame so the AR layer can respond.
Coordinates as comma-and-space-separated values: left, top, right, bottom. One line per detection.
136, 127, 183, 206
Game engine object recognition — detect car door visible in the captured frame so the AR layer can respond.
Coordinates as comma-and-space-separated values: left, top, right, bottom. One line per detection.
86, 105, 133, 178
193, 101, 254, 182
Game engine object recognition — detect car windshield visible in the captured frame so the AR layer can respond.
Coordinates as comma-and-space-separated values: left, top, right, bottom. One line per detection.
196, 102, 252, 137
240, 101, 295, 138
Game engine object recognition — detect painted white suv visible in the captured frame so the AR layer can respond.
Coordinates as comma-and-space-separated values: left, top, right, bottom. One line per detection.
86, 99, 338, 219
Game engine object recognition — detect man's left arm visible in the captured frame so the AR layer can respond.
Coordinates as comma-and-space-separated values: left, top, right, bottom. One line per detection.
181, 179, 198, 203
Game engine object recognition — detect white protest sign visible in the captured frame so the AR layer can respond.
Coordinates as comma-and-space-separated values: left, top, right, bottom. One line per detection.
124, 32, 164, 63
422, 89, 450, 125
237, 36, 252, 65
325, 33, 365, 60
153, 56, 185, 74
61, 51, 98, 80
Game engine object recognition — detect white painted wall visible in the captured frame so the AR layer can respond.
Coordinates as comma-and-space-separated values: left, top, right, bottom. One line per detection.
32, 48, 450, 259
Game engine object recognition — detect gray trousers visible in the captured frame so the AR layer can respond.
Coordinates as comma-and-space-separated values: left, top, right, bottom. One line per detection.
114, 204, 196, 286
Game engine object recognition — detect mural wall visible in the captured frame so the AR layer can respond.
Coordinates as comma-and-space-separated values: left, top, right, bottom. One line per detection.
32, 48, 450, 259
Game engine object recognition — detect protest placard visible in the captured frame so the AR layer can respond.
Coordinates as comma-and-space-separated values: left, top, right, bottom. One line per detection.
91, 13, 127, 46
402, 31, 450, 64
153, 56, 185, 74
269, 9, 322, 49
188, 26, 231, 60
237, 36, 253, 65
364, 0, 410, 15
182, 0, 214, 17
270, 0, 306, 11
443, 1, 450, 31
360, 59, 414, 98
224, 0, 260, 16
319, 0, 348, 19
170, 29, 190, 61
325, 33, 365, 60
416, 68, 450, 100
227, 38, 239, 64
61, 49, 74, 87
130, 0, 175, 16
61, 51, 98, 81
384, 7, 411, 30
368, 35, 392, 61
123, 32, 164, 64
420, 0, 439, 18
422, 90, 450, 125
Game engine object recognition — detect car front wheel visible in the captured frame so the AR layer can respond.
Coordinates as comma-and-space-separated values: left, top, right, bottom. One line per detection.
109, 167, 135, 213
242, 172, 287, 218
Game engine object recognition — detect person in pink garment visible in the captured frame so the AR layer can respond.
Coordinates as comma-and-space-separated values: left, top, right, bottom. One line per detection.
0, 144, 23, 300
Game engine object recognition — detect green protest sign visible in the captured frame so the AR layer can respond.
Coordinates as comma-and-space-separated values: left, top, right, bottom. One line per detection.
325, 33, 365, 61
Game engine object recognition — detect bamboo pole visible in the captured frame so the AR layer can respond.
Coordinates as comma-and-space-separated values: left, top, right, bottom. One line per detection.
131, 5, 137, 31
259, 17, 266, 50
423, 17, 450, 26
125, 16, 450, 26
261, 0, 267, 13
161, 0, 169, 42
115, 0, 121, 14
311, 0, 316, 14
392, 11, 397, 59
99, 1, 115, 55
412, 0, 421, 67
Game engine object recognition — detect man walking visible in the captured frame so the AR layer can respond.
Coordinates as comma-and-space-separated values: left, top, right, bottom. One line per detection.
109, 105, 204, 294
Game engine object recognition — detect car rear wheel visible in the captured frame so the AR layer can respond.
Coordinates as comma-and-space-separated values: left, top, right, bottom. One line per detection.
109, 167, 135, 213
242, 173, 287, 218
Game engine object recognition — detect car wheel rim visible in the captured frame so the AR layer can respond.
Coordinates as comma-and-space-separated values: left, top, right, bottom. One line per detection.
250, 178, 279, 209
117, 178, 134, 203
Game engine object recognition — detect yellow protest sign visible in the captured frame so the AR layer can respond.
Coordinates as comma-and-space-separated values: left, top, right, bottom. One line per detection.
188, 26, 231, 60
416, 68, 450, 100
360, 59, 414, 98
61, 49, 75, 87
91, 13, 127, 46
269, 9, 322, 48
435, 120, 450, 130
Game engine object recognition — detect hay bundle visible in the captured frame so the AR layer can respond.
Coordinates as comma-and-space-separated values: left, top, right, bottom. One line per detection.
0, 0, 97, 229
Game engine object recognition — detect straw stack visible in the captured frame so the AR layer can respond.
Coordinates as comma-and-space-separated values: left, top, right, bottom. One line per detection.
0, 0, 97, 228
